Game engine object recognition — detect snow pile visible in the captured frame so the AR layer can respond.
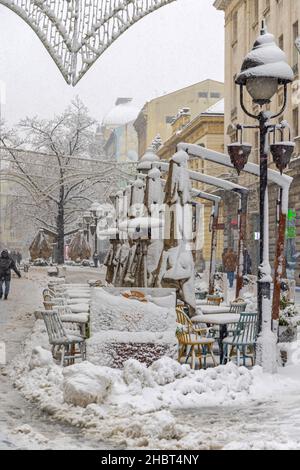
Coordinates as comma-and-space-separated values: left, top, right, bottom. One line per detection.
9, 319, 300, 450
223, 440, 300, 450
29, 346, 54, 370
241, 291, 257, 311
63, 362, 116, 407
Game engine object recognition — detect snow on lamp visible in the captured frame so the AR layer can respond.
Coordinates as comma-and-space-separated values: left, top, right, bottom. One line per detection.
236, 20, 294, 105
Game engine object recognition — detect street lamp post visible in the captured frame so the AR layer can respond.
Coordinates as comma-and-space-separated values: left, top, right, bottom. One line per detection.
228, 21, 294, 371
83, 211, 92, 243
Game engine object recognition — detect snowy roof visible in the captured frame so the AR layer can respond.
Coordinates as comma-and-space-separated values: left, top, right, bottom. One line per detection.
202, 99, 224, 115
103, 98, 140, 127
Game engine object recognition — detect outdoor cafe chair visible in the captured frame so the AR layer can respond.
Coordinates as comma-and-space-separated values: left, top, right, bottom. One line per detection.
41, 310, 86, 367
176, 307, 217, 370
222, 312, 258, 367
229, 300, 247, 314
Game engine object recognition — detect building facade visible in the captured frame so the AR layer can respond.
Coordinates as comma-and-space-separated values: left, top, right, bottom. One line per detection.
134, 80, 224, 158
214, 0, 300, 283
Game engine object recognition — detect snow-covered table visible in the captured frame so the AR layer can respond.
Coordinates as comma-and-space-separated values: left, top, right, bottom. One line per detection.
196, 305, 231, 315
192, 314, 240, 364
88, 287, 177, 367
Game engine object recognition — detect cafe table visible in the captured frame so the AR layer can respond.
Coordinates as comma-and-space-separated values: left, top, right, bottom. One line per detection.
191, 314, 240, 364
196, 305, 231, 315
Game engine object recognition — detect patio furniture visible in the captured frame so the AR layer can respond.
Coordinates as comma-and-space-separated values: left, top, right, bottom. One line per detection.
43, 301, 89, 337
207, 294, 223, 306
41, 310, 86, 367
55, 305, 89, 337
197, 305, 231, 315
176, 307, 217, 369
191, 314, 240, 364
222, 312, 258, 366
229, 300, 247, 314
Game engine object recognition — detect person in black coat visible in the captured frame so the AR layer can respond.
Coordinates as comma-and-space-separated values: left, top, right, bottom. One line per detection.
0, 250, 21, 300
243, 249, 252, 275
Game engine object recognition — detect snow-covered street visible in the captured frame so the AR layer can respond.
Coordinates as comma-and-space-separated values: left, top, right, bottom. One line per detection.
0, 267, 300, 450
0, 267, 115, 450
1, 0, 300, 453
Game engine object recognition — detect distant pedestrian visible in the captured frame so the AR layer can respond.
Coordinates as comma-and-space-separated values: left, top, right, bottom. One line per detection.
11, 250, 17, 263
243, 249, 252, 275
0, 250, 21, 300
93, 251, 99, 268
221, 248, 228, 273
223, 247, 238, 288
16, 251, 22, 266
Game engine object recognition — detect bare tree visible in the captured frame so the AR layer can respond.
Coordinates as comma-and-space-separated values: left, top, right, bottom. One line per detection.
0, 98, 117, 263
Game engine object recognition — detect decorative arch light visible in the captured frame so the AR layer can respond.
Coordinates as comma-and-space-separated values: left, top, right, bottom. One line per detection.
1, 0, 176, 85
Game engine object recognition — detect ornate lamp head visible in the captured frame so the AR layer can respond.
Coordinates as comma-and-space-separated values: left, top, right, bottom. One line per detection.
236, 21, 294, 105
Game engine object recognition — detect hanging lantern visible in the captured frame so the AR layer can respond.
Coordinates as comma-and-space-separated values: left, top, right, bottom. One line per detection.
227, 125, 252, 175
270, 125, 295, 173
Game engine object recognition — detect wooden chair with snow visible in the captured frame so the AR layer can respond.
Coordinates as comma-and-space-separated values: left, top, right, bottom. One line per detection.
206, 294, 223, 306
176, 307, 217, 369
41, 310, 86, 367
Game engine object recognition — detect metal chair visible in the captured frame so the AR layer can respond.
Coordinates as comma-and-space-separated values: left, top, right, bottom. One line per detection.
222, 312, 258, 366
176, 307, 217, 369
229, 300, 247, 314
41, 310, 86, 367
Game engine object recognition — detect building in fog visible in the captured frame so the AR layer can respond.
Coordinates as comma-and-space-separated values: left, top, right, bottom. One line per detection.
102, 98, 139, 162
134, 79, 224, 158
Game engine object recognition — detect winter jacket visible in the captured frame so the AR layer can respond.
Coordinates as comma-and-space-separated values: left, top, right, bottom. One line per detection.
223, 251, 238, 273
0, 250, 21, 281
243, 251, 252, 275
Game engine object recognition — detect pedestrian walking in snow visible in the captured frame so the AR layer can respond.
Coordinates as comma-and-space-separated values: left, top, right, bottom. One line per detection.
16, 251, 22, 266
93, 251, 99, 268
0, 250, 21, 300
223, 247, 238, 289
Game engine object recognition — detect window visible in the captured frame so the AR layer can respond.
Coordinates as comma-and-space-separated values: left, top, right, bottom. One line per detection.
165, 116, 174, 124
293, 21, 299, 73
198, 92, 208, 98
293, 107, 299, 138
278, 88, 284, 108
232, 11, 238, 43
278, 34, 284, 51
253, 0, 259, 26
264, 0, 270, 13
254, 131, 259, 163
232, 73, 237, 108
210, 92, 221, 99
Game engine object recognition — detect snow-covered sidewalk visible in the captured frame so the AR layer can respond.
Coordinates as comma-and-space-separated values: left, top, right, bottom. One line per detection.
0, 267, 111, 450
9, 315, 300, 450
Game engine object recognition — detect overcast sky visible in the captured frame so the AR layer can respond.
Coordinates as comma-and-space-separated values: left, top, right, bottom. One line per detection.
0, 0, 224, 127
